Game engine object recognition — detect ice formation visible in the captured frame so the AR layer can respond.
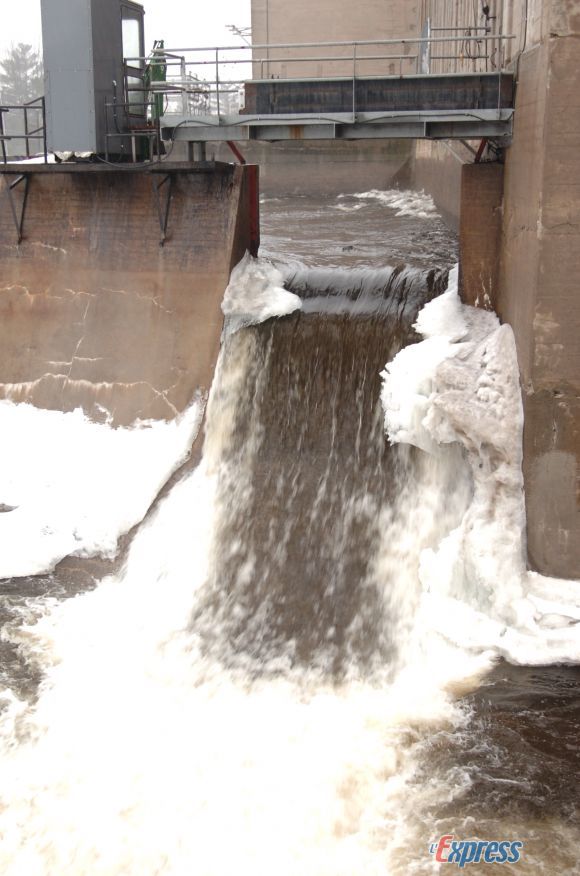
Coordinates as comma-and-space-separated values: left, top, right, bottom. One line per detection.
222, 252, 302, 330
381, 267, 580, 664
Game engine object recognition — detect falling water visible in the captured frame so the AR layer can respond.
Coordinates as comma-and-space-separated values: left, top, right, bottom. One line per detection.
194, 264, 462, 678
0, 190, 578, 874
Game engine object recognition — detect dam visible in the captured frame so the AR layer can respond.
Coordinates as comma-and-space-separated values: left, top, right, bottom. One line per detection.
0, 0, 579, 873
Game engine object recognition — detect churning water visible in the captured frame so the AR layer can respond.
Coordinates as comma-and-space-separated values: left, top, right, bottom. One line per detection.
0, 189, 579, 875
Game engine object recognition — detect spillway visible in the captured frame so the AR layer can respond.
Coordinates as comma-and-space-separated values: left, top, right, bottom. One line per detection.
0, 191, 579, 874
194, 264, 458, 678
0, 261, 469, 874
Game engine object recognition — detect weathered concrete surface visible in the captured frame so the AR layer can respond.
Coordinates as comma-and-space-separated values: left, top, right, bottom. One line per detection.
497, 0, 580, 578
410, 2, 580, 579
460, 163, 504, 307
251, 0, 419, 79
412, 139, 467, 229
210, 140, 413, 197
0, 162, 254, 426
417, 0, 513, 73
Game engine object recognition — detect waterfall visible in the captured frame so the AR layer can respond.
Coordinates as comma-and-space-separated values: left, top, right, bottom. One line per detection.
0, 256, 578, 874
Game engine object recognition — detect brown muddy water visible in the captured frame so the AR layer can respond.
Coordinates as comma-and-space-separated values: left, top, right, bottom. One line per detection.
0, 186, 577, 875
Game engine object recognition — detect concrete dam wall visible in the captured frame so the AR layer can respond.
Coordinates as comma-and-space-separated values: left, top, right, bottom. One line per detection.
0, 162, 257, 427
410, 0, 580, 581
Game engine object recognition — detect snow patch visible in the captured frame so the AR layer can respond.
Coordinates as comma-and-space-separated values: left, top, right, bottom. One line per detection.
0, 399, 203, 578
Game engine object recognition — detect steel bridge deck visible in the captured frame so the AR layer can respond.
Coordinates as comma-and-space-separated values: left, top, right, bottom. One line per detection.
162, 72, 514, 143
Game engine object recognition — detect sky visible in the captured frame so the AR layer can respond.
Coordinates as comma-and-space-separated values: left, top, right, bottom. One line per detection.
0, 0, 252, 60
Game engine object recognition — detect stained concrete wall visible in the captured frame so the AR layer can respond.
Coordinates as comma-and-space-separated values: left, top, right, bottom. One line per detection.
412, 140, 466, 229
418, 0, 509, 73
251, 0, 420, 79
0, 162, 253, 427
497, 0, 580, 578
460, 163, 504, 307
413, 0, 580, 579
210, 141, 413, 197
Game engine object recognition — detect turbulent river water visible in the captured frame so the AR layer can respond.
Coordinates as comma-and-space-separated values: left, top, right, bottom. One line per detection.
0, 187, 579, 874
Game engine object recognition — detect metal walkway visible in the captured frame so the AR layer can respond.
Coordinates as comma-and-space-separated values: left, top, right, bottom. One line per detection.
125, 36, 517, 145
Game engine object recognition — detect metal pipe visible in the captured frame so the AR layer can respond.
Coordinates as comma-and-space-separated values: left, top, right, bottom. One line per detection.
42, 97, 48, 163
0, 133, 46, 140
430, 55, 489, 59
431, 26, 489, 31
23, 107, 30, 159
124, 34, 516, 59
150, 54, 417, 75
0, 110, 7, 164
161, 53, 417, 67
352, 42, 357, 122
165, 35, 515, 51
215, 48, 220, 116
180, 57, 188, 114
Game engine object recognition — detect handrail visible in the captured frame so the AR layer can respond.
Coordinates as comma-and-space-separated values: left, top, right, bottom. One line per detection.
0, 97, 47, 164
125, 33, 516, 58
123, 33, 516, 127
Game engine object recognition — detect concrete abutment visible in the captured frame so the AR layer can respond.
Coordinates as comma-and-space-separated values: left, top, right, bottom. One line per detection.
416, 0, 580, 580
0, 162, 257, 428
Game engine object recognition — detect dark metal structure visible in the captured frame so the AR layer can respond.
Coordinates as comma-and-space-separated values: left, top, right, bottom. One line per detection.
0, 99, 48, 163
147, 38, 516, 144
40, 0, 147, 155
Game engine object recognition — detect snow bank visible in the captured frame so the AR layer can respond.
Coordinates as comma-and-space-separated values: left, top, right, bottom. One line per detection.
381, 267, 580, 665
0, 399, 203, 578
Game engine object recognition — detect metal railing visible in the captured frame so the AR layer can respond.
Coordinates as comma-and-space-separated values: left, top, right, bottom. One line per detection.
124, 33, 516, 124
103, 93, 162, 161
0, 97, 48, 163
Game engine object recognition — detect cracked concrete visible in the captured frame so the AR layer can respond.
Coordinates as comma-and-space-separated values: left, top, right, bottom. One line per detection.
0, 375, 182, 421
0, 163, 253, 426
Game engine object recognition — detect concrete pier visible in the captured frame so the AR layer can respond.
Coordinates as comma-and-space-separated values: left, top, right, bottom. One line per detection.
0, 162, 257, 427
497, 0, 580, 578
415, 0, 580, 579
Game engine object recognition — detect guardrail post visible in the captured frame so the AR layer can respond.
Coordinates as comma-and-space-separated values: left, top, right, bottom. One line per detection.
181, 56, 188, 115
352, 42, 357, 122
41, 97, 48, 163
0, 110, 7, 164
215, 48, 220, 117
23, 107, 30, 159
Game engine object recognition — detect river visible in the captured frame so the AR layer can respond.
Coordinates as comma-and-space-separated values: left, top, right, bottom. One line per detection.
0, 186, 578, 875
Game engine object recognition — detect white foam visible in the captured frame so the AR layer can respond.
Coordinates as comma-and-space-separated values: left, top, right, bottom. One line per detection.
0, 263, 577, 874
0, 398, 203, 578
0, 452, 473, 876
222, 252, 301, 331
332, 203, 365, 213
0, 336, 464, 876
341, 189, 439, 219
381, 266, 580, 665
